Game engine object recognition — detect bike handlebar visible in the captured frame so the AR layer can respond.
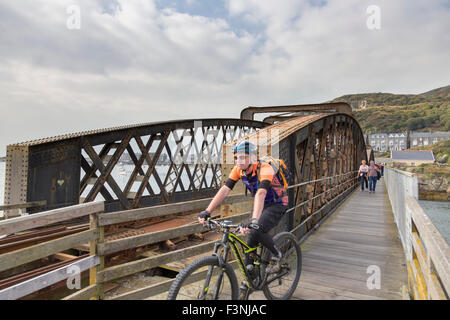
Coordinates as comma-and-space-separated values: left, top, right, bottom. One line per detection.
204, 218, 259, 232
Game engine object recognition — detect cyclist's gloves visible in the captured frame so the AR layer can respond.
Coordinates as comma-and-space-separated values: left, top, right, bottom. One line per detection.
241, 218, 259, 229
198, 210, 211, 220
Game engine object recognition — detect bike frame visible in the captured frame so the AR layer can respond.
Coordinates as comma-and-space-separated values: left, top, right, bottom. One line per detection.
200, 227, 264, 300
197, 220, 293, 300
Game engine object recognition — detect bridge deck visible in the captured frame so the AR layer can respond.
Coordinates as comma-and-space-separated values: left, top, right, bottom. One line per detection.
287, 179, 408, 300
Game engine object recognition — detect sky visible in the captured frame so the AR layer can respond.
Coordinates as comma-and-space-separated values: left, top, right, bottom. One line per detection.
0, 0, 449, 156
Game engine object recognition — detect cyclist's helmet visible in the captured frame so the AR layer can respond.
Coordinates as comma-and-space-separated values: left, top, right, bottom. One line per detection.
232, 141, 257, 155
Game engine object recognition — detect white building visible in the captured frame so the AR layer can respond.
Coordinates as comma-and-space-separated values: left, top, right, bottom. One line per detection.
410, 132, 450, 147
368, 132, 407, 152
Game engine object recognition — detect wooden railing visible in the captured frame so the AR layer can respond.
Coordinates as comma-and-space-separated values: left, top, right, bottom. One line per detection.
0, 202, 104, 300
0, 173, 360, 300
405, 196, 449, 300
89, 193, 251, 300
0, 201, 47, 220
385, 167, 449, 300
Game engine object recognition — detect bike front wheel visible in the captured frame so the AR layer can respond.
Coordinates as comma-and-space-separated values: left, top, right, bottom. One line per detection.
262, 232, 302, 300
166, 256, 239, 300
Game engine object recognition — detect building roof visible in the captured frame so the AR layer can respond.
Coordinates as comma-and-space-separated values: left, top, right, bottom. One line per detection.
375, 158, 393, 163
391, 150, 435, 161
410, 131, 450, 138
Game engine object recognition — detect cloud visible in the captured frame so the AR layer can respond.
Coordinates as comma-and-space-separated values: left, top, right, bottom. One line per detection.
0, 0, 449, 156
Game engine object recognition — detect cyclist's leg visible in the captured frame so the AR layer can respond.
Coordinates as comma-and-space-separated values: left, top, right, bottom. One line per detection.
246, 203, 287, 260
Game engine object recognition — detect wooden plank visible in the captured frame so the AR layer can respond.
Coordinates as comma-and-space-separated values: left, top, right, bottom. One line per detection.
53, 253, 79, 262
0, 255, 99, 300
411, 258, 427, 300
295, 279, 385, 300
62, 284, 98, 300
305, 243, 405, 263
302, 256, 407, 282
429, 274, 447, 300
407, 196, 450, 295
97, 241, 216, 283
109, 261, 239, 300
89, 212, 104, 300
307, 237, 405, 254
411, 232, 446, 300
0, 202, 104, 236
98, 212, 249, 256
0, 230, 95, 273
98, 194, 248, 226
298, 268, 403, 299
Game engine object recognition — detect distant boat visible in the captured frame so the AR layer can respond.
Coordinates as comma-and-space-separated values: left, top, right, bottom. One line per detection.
119, 167, 127, 176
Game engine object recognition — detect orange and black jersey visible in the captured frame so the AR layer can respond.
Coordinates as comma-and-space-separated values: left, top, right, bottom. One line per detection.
225, 162, 288, 206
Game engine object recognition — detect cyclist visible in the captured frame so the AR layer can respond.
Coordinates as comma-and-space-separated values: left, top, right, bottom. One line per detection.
197, 141, 287, 278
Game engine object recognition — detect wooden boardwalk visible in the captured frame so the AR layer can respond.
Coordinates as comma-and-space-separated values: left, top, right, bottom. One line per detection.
285, 179, 408, 300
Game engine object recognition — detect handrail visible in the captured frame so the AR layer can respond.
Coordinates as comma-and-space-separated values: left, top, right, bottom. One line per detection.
286, 175, 359, 214
384, 167, 448, 300
406, 195, 449, 299
0, 201, 104, 300
286, 171, 358, 189
0, 200, 47, 211
0, 202, 104, 236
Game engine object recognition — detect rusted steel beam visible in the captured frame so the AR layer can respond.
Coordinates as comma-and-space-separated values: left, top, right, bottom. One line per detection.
81, 136, 131, 209
227, 112, 366, 239
240, 102, 352, 121
80, 156, 114, 202
5, 119, 267, 213
132, 130, 171, 208
123, 142, 155, 198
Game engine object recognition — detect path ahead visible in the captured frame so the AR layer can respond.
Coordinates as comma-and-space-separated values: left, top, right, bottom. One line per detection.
290, 179, 408, 300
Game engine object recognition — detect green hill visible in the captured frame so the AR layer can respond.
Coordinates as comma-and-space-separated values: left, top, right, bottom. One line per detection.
410, 139, 450, 164
328, 85, 450, 133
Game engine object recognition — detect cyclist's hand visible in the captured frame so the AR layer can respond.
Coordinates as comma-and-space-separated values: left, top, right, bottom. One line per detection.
240, 218, 259, 234
197, 210, 211, 225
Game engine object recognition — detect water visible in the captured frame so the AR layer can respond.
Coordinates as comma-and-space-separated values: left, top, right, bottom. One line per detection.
0, 161, 216, 217
418, 200, 450, 245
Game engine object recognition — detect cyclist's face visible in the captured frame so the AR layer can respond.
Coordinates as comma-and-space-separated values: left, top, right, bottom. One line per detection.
234, 152, 252, 170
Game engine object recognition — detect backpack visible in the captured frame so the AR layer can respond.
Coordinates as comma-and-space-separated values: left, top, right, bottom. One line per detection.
256, 155, 290, 190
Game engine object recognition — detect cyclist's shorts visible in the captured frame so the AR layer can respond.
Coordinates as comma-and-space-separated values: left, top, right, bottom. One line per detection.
258, 203, 288, 233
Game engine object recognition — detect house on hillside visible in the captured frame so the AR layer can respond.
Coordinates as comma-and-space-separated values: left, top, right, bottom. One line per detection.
391, 150, 435, 166
410, 132, 450, 147
368, 133, 407, 152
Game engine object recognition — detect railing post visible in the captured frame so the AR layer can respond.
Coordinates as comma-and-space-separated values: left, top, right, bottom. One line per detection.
89, 206, 105, 300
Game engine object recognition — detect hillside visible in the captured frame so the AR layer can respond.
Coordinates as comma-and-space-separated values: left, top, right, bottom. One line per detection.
329, 85, 450, 133
330, 85, 450, 108
410, 139, 450, 164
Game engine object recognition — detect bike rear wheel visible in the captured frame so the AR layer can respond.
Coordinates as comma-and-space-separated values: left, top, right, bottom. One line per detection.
262, 232, 302, 300
167, 256, 239, 300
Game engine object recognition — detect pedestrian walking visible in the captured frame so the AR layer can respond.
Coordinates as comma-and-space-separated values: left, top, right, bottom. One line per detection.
358, 160, 369, 191
368, 160, 380, 193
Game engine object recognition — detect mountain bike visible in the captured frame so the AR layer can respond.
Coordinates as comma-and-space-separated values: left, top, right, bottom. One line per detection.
166, 218, 302, 300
